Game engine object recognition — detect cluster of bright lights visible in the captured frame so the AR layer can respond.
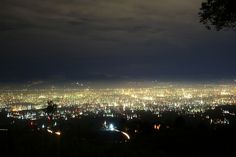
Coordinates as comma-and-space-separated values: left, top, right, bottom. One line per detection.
1, 84, 236, 113
47, 129, 61, 136
103, 122, 130, 140
108, 123, 114, 131
1, 83, 236, 129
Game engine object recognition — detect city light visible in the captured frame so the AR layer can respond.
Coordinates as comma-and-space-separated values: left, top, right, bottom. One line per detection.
41, 124, 45, 129
55, 131, 61, 136
109, 124, 114, 131
1, 83, 236, 129
120, 131, 130, 140
47, 129, 53, 134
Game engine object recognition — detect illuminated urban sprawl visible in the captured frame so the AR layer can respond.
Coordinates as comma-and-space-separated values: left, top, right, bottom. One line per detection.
0, 82, 236, 143
0, 83, 235, 122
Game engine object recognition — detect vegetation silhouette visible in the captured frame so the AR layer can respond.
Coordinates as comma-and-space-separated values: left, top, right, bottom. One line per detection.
199, 0, 236, 30
45, 100, 57, 119
44, 100, 57, 121
1, 105, 236, 157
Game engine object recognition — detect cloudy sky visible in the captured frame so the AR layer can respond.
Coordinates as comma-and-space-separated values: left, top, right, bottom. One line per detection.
1, 0, 236, 82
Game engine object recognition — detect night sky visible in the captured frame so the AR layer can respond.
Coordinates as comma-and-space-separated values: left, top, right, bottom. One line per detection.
1, 0, 236, 82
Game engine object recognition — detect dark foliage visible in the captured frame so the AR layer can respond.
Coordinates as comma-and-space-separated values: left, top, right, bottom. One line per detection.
45, 100, 57, 116
199, 0, 236, 30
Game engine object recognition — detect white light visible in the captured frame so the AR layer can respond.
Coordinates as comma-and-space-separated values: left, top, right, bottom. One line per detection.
47, 129, 53, 134
109, 124, 114, 131
42, 124, 45, 129
120, 131, 130, 140
103, 121, 107, 128
55, 131, 61, 136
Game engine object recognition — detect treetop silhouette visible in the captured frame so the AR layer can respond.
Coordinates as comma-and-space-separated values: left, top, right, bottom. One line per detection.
199, 0, 236, 30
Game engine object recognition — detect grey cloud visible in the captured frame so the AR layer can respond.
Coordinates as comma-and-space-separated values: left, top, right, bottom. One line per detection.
1, 0, 236, 81
1, 0, 200, 34
1, 0, 234, 55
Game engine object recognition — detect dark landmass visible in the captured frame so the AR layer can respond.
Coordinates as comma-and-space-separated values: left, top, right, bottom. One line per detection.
0, 105, 236, 157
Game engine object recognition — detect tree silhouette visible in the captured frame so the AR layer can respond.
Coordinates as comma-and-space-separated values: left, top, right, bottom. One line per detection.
199, 0, 236, 30
45, 100, 57, 117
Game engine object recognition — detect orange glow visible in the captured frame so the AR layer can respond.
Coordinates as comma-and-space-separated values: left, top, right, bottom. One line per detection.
55, 131, 61, 136
154, 124, 161, 130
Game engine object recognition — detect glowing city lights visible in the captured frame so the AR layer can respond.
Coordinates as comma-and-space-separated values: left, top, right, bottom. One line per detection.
55, 131, 61, 136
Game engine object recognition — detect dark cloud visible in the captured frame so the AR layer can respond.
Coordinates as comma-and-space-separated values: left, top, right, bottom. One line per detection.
0, 0, 236, 81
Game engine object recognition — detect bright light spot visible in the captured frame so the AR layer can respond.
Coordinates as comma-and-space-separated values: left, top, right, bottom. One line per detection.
109, 124, 114, 131
47, 129, 53, 134
55, 131, 61, 136
154, 124, 161, 130
54, 122, 57, 126
183, 93, 192, 99
103, 121, 107, 128
39, 95, 46, 99
221, 90, 229, 95
120, 131, 130, 140
142, 96, 153, 100
42, 124, 45, 129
